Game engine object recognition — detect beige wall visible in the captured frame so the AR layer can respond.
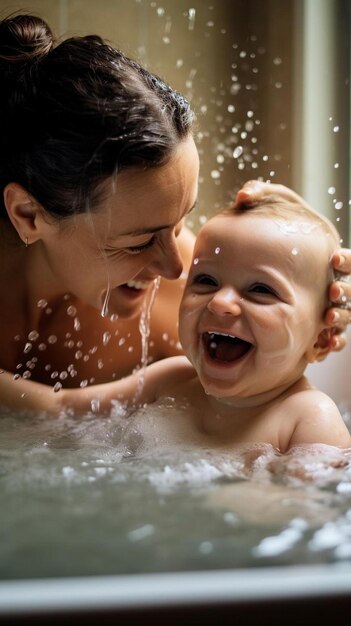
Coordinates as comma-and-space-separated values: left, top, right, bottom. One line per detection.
1, 0, 349, 240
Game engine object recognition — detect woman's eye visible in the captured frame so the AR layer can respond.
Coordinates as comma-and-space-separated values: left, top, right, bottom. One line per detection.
193, 274, 218, 286
249, 283, 276, 295
127, 238, 155, 255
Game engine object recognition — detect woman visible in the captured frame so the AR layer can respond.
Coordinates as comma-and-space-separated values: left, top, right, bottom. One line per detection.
0, 14, 350, 396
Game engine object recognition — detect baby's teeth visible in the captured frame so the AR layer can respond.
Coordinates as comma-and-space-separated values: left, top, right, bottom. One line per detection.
127, 280, 149, 290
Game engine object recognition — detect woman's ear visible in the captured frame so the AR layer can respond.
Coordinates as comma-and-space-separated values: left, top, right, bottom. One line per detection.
3, 183, 43, 245
305, 327, 334, 363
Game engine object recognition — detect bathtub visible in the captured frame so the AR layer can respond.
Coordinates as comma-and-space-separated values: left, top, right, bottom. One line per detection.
0, 564, 351, 624
0, 329, 350, 625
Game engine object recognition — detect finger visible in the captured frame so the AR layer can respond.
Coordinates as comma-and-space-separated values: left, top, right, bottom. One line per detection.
235, 180, 312, 209
324, 307, 351, 330
329, 280, 351, 304
329, 332, 347, 353
331, 249, 351, 275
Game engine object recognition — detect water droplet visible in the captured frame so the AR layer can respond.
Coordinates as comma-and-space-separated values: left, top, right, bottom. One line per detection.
23, 342, 32, 354
28, 331, 39, 341
67, 305, 77, 317
333, 125, 340, 133
328, 186, 336, 195
48, 335, 57, 344
53, 382, 62, 392
211, 170, 220, 179
14, 335, 21, 342
80, 380, 88, 388
74, 318, 81, 331
91, 398, 100, 413
37, 299, 48, 309
13, 374, 20, 381
110, 314, 118, 322
335, 202, 343, 210
291, 247, 299, 256
118, 338, 126, 346
273, 57, 282, 65
103, 331, 111, 346
193, 258, 199, 265
188, 7, 196, 30
98, 359, 104, 370
22, 370, 31, 379
59, 371, 68, 380
233, 146, 243, 158
75, 351, 82, 360
50, 371, 59, 379
215, 247, 221, 254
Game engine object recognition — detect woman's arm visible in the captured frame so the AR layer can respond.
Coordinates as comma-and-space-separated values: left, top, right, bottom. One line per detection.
236, 180, 351, 350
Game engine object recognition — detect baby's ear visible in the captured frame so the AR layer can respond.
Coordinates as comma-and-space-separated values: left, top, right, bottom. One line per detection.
305, 328, 334, 363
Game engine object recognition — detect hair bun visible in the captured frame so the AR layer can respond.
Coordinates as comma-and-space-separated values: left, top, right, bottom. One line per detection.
0, 14, 54, 66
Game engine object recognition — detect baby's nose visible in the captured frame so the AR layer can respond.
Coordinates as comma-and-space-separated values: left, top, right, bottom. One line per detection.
207, 287, 242, 316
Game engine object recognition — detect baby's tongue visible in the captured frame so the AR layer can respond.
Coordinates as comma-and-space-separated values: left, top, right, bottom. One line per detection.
207, 333, 251, 362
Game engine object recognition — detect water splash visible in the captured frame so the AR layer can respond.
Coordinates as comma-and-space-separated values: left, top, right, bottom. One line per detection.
101, 280, 111, 318
135, 277, 161, 401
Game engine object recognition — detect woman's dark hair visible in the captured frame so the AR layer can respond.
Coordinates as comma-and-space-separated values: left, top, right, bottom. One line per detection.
0, 14, 194, 218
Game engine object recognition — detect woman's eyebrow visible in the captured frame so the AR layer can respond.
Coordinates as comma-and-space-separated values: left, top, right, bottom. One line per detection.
120, 199, 198, 237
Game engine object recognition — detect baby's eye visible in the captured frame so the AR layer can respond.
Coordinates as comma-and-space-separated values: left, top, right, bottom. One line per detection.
193, 274, 218, 286
127, 237, 155, 255
249, 283, 276, 296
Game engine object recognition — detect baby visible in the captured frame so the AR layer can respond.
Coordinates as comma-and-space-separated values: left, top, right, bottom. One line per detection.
3, 195, 351, 453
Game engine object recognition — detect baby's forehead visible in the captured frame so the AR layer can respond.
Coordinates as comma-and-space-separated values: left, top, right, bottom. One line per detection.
200, 211, 333, 249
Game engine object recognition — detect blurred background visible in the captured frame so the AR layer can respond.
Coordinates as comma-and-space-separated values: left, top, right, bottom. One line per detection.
1, 0, 350, 244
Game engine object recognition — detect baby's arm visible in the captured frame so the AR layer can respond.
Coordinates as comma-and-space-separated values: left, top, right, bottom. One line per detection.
283, 390, 351, 451
0, 356, 192, 415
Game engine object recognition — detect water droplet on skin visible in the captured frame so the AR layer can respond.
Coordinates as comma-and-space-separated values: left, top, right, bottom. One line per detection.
83, 355, 89, 362
188, 7, 196, 30
98, 360, 104, 370
91, 398, 100, 413
45, 308, 52, 315
74, 318, 81, 331
16, 364, 23, 370
110, 314, 118, 322
233, 146, 243, 158
28, 331, 39, 341
199, 215, 207, 225
193, 258, 199, 265
53, 382, 62, 392
13, 374, 20, 381
22, 370, 31, 379
291, 247, 299, 256
215, 247, 221, 254
80, 380, 88, 388
67, 306, 77, 317
103, 332, 111, 346
118, 338, 126, 346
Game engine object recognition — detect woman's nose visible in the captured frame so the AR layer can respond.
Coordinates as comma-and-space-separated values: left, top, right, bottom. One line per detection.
207, 287, 242, 316
149, 231, 183, 280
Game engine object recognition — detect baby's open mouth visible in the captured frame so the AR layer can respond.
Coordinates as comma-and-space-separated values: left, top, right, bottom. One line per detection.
202, 332, 253, 363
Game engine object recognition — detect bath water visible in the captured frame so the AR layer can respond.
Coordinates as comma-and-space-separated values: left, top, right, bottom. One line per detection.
1, 404, 351, 581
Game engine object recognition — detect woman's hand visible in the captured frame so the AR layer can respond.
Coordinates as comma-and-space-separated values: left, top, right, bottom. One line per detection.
236, 180, 351, 351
